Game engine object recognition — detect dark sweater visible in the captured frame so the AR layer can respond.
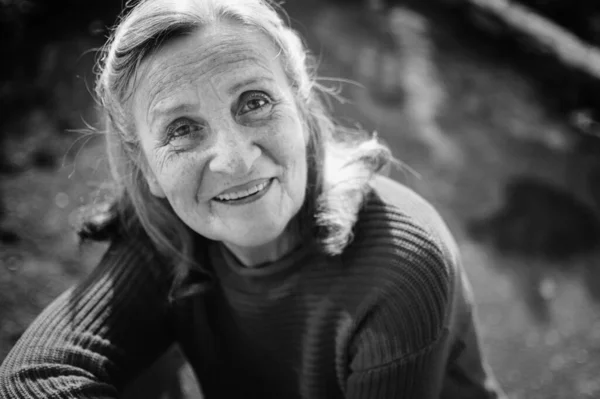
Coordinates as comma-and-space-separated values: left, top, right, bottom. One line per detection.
0, 176, 503, 398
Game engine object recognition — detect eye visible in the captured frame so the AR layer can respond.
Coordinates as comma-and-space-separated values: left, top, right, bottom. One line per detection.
238, 91, 272, 115
164, 118, 204, 143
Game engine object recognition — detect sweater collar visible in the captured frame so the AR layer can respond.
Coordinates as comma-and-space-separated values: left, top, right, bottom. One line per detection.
208, 238, 317, 294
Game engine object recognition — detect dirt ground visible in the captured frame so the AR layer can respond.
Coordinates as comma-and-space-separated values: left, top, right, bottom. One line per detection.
1, 1, 600, 398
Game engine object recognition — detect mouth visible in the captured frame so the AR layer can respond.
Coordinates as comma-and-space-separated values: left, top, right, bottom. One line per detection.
213, 178, 274, 205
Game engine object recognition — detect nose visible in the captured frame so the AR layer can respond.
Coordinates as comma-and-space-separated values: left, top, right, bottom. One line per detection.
207, 121, 261, 176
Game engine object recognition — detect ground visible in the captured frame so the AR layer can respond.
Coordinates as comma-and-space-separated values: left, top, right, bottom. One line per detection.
1, 1, 599, 398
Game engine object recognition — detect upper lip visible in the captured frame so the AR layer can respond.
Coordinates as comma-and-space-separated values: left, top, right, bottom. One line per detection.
214, 178, 271, 198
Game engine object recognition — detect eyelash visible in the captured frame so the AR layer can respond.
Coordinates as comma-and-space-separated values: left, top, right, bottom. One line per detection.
163, 119, 203, 146
238, 91, 272, 115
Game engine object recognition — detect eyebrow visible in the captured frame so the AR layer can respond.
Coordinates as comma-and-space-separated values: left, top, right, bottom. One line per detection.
227, 76, 276, 95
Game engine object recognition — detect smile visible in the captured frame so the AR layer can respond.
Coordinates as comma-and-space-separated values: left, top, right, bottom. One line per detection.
213, 178, 274, 204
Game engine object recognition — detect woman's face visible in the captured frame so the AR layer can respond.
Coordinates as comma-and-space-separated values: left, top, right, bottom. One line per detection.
132, 22, 308, 252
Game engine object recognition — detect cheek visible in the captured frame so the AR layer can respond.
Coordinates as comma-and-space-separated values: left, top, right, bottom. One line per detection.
272, 135, 307, 186
155, 153, 202, 197
142, 140, 177, 178
273, 128, 308, 199
269, 112, 308, 163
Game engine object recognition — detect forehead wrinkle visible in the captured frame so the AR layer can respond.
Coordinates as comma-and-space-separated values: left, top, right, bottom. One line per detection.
144, 54, 207, 119
140, 31, 285, 126
145, 59, 274, 128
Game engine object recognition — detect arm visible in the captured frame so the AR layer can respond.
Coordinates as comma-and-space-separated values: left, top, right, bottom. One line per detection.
344, 231, 453, 399
345, 330, 450, 399
0, 236, 175, 398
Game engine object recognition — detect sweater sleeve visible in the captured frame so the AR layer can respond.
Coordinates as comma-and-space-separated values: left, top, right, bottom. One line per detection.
344, 228, 453, 399
345, 331, 450, 399
0, 237, 175, 398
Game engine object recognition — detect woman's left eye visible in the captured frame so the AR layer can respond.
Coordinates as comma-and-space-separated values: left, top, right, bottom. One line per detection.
238, 92, 272, 115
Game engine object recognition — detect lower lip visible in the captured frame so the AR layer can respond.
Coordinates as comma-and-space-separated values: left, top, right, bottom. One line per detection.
213, 178, 274, 206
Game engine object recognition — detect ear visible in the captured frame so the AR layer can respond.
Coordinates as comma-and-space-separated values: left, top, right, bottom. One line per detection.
143, 167, 166, 198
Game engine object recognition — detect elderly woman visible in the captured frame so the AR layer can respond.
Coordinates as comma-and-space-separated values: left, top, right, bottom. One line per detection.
0, 0, 504, 398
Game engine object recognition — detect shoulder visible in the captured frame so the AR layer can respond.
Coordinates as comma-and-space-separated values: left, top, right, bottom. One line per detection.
340, 175, 459, 368
78, 230, 173, 301
366, 174, 460, 262
348, 174, 460, 273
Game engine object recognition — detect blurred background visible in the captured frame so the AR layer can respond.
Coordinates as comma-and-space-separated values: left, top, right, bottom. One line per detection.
1, 0, 600, 397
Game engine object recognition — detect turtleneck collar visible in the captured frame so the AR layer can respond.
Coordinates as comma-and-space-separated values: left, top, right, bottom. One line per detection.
207, 238, 318, 295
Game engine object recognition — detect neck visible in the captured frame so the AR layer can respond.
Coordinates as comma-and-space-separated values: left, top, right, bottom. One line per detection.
223, 223, 302, 268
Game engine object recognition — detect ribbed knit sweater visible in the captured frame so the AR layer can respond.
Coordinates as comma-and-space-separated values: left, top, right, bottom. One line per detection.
0, 176, 503, 399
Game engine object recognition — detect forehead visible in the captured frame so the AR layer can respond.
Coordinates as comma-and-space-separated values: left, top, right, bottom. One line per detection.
134, 22, 287, 116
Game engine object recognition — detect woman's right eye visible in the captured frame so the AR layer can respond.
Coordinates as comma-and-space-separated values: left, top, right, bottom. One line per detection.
165, 119, 203, 142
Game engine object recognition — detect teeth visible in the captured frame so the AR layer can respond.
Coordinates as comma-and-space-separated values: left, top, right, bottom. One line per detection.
216, 180, 269, 201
